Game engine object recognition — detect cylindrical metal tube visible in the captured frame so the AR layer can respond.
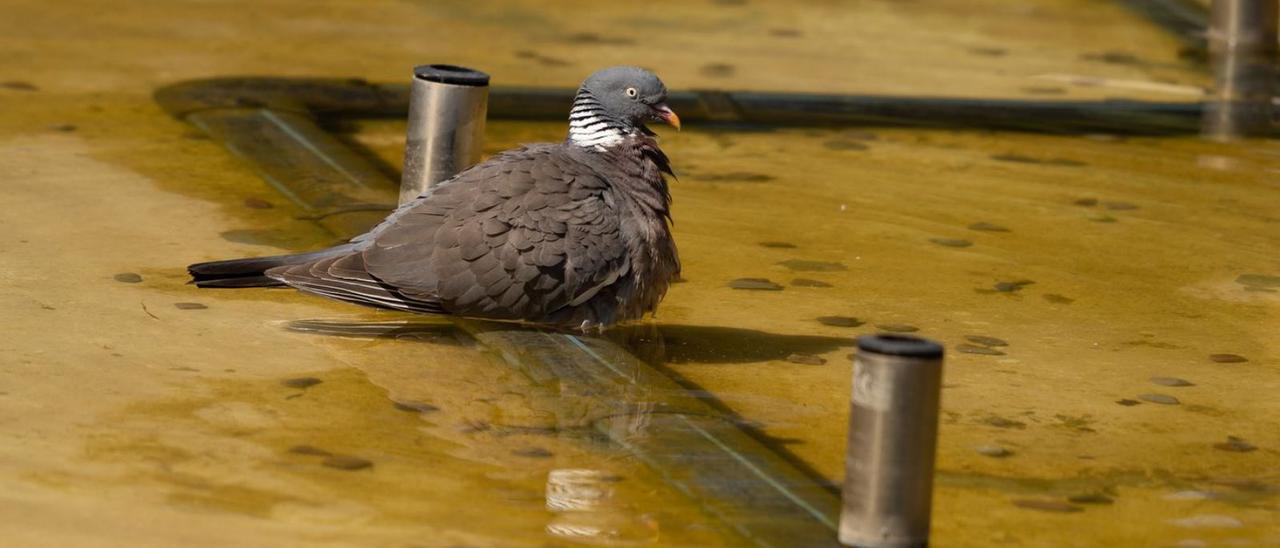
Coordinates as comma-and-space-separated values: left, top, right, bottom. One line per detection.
1202, 0, 1279, 140
840, 335, 944, 548
400, 64, 490, 204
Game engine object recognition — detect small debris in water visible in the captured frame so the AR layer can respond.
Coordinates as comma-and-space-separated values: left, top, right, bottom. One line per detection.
113, 272, 143, 283
1012, 499, 1082, 513
786, 353, 827, 365
563, 32, 634, 45
824, 140, 869, 151
1209, 353, 1247, 363
1115, 399, 1141, 406
173, 302, 207, 310
1138, 393, 1179, 405
957, 344, 1005, 356
929, 238, 972, 248
695, 171, 775, 183
281, 377, 323, 389
699, 63, 736, 77
1, 81, 38, 91
242, 197, 274, 209
393, 401, 441, 413
993, 280, 1034, 293
968, 46, 1007, 56
817, 316, 862, 327
777, 259, 847, 272
975, 444, 1012, 458
875, 323, 919, 333
1168, 515, 1243, 528
1087, 214, 1117, 223
791, 278, 832, 288
1074, 198, 1098, 206
982, 416, 1026, 429
1150, 376, 1194, 387
1213, 436, 1257, 453
322, 455, 373, 471
289, 445, 332, 457
1082, 51, 1141, 65
513, 447, 554, 459
965, 335, 1008, 347
50, 124, 77, 132
1067, 493, 1114, 505
758, 241, 796, 249
1103, 201, 1138, 210
1021, 86, 1066, 95
1235, 273, 1280, 289
1043, 294, 1074, 304
729, 278, 783, 291
968, 222, 1010, 232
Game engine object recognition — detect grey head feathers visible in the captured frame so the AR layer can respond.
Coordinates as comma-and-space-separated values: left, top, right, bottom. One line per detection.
568, 66, 677, 150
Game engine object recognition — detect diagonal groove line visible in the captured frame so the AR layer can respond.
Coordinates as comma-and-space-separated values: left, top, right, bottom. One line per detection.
261, 109, 372, 189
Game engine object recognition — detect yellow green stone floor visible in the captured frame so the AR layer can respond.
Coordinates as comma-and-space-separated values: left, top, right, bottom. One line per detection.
1, 0, 1276, 546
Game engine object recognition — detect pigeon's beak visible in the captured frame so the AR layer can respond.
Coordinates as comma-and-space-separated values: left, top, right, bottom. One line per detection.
652, 103, 681, 130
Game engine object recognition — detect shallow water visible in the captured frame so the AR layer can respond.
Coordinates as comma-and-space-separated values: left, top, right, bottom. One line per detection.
1, 0, 1278, 546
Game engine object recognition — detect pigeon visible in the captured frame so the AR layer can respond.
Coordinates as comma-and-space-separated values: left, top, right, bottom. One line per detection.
188, 66, 682, 331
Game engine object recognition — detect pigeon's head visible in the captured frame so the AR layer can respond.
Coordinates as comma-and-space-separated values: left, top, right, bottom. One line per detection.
575, 66, 680, 132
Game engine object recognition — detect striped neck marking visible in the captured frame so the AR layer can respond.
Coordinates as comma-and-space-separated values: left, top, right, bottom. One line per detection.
568, 88, 630, 150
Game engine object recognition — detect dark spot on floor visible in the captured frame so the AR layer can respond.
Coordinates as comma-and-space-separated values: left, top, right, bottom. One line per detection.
729, 278, 783, 290
968, 222, 1010, 232
1013, 499, 1083, 513
957, 344, 1005, 356
876, 323, 919, 333
1082, 51, 1141, 65
968, 47, 1007, 57
1021, 86, 1066, 95
243, 197, 274, 209
513, 447, 554, 458
817, 316, 863, 327
982, 416, 1026, 429
965, 335, 1008, 347
281, 377, 323, 389
695, 171, 775, 183
777, 259, 847, 272
49, 124, 77, 132
929, 238, 972, 248
1, 81, 38, 91
1088, 214, 1117, 223
1067, 493, 1114, 505
1115, 399, 1141, 406
393, 400, 441, 413
758, 241, 796, 249
1043, 294, 1075, 304
289, 445, 332, 457
1102, 201, 1138, 210
792, 278, 832, 288
1150, 376, 1193, 387
564, 32, 634, 45
991, 153, 1041, 164
1138, 393, 1179, 405
1209, 353, 1248, 363
1213, 436, 1257, 453
173, 302, 208, 310
514, 49, 570, 66
993, 280, 1035, 293
322, 455, 373, 470
113, 272, 143, 283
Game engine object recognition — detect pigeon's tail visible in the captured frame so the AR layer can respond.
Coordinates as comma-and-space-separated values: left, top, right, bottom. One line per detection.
188, 245, 357, 288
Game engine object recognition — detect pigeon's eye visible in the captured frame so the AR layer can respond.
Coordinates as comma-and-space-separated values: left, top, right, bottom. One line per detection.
625, 87, 638, 99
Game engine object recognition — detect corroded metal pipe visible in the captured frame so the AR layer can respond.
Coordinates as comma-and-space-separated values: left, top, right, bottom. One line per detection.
400, 64, 489, 203
840, 335, 944, 548
1202, 0, 1279, 139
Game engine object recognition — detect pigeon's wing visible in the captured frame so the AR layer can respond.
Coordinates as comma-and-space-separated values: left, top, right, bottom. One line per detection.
360, 146, 630, 321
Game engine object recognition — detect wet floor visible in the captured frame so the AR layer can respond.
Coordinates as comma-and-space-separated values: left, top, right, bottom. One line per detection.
1, 0, 1278, 546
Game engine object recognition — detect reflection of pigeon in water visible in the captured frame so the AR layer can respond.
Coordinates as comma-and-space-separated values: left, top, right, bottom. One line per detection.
188, 66, 682, 331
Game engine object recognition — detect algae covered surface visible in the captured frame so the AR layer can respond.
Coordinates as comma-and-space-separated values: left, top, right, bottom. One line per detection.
1, 0, 1277, 546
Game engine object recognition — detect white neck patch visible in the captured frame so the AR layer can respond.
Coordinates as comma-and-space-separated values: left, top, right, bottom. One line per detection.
567, 91, 629, 151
